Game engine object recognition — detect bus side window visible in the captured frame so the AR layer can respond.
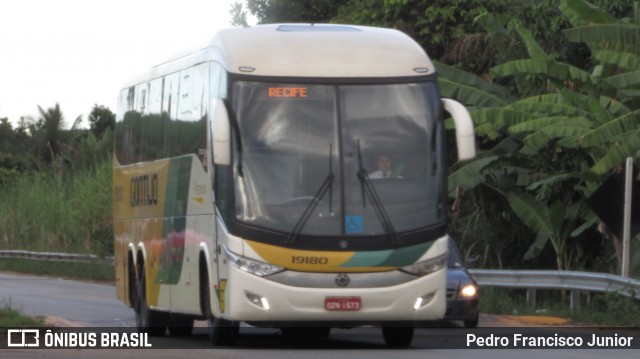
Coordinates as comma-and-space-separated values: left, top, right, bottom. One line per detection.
115, 87, 135, 165
133, 83, 149, 163
142, 77, 164, 161
162, 72, 180, 158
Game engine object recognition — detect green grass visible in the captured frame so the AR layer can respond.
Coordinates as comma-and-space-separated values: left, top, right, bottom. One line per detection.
480, 287, 640, 326
0, 159, 112, 256
0, 299, 45, 327
0, 258, 114, 283
564, 291, 640, 327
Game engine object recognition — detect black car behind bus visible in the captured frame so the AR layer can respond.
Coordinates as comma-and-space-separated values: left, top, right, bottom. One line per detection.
445, 238, 480, 328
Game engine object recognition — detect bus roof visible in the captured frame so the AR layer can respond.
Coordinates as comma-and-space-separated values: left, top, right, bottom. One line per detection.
211, 24, 434, 78
123, 24, 435, 88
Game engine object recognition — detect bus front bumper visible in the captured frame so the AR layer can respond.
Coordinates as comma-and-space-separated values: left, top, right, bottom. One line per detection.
218, 265, 447, 324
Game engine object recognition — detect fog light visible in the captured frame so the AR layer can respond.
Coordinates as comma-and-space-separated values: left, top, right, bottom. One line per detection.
246, 291, 270, 310
413, 292, 435, 310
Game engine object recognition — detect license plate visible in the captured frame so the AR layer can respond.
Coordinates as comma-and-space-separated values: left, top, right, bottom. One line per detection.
324, 297, 361, 311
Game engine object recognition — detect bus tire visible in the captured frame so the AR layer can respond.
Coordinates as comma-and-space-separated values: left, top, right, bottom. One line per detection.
135, 264, 168, 336
382, 326, 414, 347
168, 315, 194, 336
128, 253, 136, 308
200, 259, 239, 346
208, 317, 239, 346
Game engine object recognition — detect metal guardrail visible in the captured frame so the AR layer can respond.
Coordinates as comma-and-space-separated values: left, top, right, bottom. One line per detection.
469, 269, 640, 298
469, 268, 640, 308
0, 250, 112, 264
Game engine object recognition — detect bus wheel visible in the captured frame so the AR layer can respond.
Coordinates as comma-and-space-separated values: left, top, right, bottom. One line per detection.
200, 266, 239, 346
168, 315, 194, 336
135, 265, 168, 336
382, 326, 414, 347
208, 317, 239, 346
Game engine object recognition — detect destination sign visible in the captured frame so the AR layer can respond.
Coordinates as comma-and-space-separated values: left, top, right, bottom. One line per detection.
268, 87, 308, 98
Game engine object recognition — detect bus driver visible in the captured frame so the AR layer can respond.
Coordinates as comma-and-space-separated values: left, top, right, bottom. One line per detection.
369, 154, 403, 179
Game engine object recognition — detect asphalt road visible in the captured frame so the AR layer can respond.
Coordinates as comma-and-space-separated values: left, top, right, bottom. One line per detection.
1, 272, 638, 359
0, 272, 133, 327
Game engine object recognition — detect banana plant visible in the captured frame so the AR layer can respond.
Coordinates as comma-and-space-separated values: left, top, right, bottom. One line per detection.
506, 192, 589, 271
559, 0, 640, 174
440, 0, 640, 270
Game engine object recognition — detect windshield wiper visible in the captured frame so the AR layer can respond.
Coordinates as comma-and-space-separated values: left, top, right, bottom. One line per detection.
285, 144, 334, 245
356, 140, 400, 244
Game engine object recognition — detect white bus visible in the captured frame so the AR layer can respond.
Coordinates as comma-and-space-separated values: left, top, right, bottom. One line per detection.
113, 24, 475, 347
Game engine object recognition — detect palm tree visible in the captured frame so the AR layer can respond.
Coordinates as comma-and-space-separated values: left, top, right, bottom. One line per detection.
37, 103, 66, 164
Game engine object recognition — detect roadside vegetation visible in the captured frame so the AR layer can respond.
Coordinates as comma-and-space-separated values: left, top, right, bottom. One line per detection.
480, 287, 640, 326
0, 105, 114, 256
0, 299, 45, 327
0, 259, 114, 283
0, 159, 112, 256
1, 0, 639, 325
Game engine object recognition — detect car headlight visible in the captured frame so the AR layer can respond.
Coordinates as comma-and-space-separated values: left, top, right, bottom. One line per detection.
460, 284, 477, 298
224, 245, 284, 277
400, 253, 448, 276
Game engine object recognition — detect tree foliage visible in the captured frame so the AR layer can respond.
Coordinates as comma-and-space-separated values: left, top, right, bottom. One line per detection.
0, 102, 115, 254
331, 0, 509, 61
88, 104, 115, 139
442, 0, 640, 272
246, 0, 348, 23
230, 1, 250, 27
0, 103, 115, 185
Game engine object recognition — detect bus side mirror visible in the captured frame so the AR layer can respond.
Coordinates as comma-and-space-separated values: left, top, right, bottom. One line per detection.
212, 99, 231, 165
442, 98, 476, 161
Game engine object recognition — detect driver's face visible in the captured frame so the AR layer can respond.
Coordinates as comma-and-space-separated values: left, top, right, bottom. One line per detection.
377, 155, 392, 172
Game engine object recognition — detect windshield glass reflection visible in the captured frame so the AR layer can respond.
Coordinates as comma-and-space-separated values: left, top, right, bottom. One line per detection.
231, 81, 443, 239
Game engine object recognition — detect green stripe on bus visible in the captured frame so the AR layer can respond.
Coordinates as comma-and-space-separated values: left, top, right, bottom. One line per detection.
157, 217, 187, 285
156, 156, 192, 285
339, 241, 433, 268
377, 241, 433, 267
163, 156, 192, 217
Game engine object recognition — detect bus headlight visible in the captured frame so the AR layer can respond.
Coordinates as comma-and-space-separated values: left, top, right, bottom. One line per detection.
224, 245, 284, 277
400, 253, 448, 277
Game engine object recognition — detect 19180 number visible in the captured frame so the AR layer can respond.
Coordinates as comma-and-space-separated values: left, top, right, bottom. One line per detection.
291, 256, 329, 265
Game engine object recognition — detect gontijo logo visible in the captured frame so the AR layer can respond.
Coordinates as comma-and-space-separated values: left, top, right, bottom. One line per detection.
130, 173, 159, 207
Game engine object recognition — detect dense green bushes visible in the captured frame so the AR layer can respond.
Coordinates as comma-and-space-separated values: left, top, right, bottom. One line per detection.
0, 158, 112, 256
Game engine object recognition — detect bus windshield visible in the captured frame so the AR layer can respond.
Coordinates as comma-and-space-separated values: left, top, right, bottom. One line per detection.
231, 81, 444, 241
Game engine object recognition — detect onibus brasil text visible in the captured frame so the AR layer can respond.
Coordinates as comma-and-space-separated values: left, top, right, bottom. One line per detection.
7, 329, 151, 348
